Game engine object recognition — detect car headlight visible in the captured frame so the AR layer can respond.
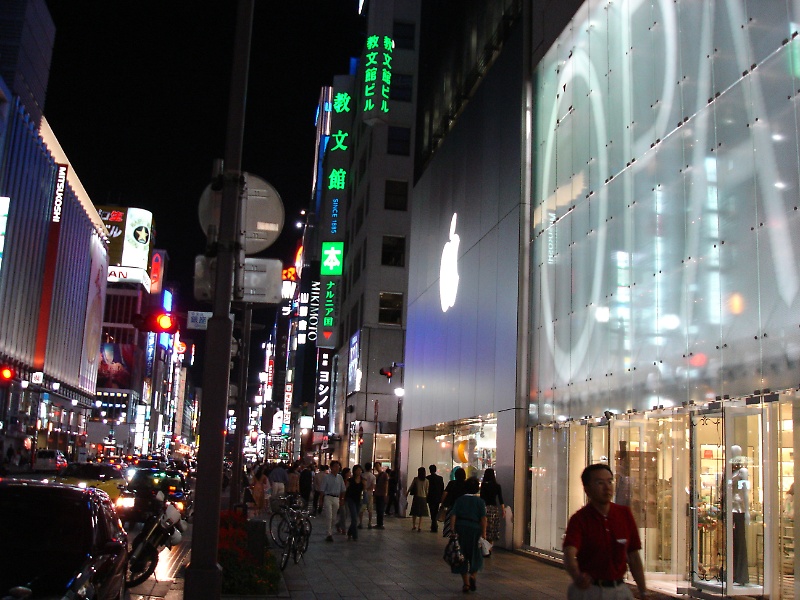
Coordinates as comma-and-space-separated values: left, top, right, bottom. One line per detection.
116, 496, 135, 509
174, 501, 185, 512
126, 468, 136, 481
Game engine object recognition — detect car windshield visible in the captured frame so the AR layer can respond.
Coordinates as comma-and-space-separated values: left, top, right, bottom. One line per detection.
61, 463, 122, 481
0, 487, 92, 594
127, 469, 169, 492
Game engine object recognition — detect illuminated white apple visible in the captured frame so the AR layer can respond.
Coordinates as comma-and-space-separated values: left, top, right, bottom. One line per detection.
440, 213, 460, 312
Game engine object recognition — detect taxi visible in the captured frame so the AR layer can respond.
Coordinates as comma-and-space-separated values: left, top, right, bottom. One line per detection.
56, 462, 128, 501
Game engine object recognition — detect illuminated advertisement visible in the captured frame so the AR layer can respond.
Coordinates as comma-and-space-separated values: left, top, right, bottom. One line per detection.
314, 348, 332, 433
34, 164, 69, 369
0, 196, 9, 278
80, 233, 108, 391
283, 383, 293, 425
97, 343, 136, 389
362, 34, 394, 125
347, 331, 360, 395
318, 79, 352, 349
320, 242, 344, 276
530, 0, 800, 419
149, 249, 166, 294
96, 206, 153, 269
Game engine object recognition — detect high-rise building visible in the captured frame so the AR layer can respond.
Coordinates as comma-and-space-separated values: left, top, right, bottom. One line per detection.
0, 0, 55, 127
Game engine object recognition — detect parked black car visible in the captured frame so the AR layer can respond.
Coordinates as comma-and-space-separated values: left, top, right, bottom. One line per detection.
0, 479, 128, 599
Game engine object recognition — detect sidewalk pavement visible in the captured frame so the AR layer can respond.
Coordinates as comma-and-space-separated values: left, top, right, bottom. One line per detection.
143, 512, 677, 599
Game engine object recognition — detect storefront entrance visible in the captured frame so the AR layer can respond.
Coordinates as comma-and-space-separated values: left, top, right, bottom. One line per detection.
527, 391, 798, 599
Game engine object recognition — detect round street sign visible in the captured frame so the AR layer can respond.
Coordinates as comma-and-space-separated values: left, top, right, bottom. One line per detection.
198, 172, 285, 255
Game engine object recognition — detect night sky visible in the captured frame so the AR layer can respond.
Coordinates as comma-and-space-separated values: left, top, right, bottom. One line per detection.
43, 1, 366, 311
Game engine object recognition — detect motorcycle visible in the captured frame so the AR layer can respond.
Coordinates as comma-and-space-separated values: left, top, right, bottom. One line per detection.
125, 491, 187, 588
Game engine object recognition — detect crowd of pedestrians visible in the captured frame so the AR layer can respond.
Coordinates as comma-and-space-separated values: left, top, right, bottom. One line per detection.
246, 458, 511, 594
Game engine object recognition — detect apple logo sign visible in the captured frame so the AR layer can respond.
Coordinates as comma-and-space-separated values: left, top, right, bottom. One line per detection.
439, 213, 460, 312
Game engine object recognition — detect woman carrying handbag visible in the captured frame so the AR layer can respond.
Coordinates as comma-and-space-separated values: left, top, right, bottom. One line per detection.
448, 476, 487, 593
407, 467, 429, 531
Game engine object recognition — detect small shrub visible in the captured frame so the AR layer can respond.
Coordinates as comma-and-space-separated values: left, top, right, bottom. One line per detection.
218, 510, 280, 595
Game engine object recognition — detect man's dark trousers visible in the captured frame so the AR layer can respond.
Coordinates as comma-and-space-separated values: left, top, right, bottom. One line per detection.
427, 499, 441, 532
374, 495, 386, 527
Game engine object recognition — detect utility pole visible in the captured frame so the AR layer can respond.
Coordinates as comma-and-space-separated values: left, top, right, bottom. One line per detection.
184, 0, 253, 597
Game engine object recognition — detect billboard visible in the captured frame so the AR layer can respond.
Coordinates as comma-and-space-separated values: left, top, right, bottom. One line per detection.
96, 206, 154, 270
97, 342, 136, 389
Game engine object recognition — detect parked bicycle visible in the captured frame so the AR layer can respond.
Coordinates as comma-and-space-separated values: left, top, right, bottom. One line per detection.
279, 506, 312, 570
269, 494, 311, 549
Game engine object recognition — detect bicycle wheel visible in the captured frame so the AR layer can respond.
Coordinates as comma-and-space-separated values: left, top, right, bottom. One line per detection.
280, 535, 293, 571
270, 512, 290, 548
299, 517, 312, 553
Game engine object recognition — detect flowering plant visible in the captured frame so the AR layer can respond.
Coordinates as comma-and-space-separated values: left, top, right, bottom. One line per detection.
218, 510, 280, 595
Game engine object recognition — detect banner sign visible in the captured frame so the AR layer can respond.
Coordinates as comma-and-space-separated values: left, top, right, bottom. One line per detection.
314, 348, 333, 433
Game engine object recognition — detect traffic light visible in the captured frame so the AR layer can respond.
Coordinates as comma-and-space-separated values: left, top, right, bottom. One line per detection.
379, 367, 393, 380
0, 364, 15, 387
132, 311, 179, 334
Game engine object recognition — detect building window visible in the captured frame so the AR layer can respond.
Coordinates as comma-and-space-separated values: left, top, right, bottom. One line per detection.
381, 236, 406, 267
384, 180, 408, 211
387, 126, 411, 156
379, 292, 403, 325
391, 74, 413, 102
393, 21, 415, 50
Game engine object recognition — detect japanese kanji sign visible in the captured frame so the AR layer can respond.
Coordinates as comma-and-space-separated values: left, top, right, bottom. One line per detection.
320, 241, 344, 276
362, 34, 394, 124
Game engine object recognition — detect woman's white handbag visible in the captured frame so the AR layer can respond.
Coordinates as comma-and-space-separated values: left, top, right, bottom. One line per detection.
479, 536, 492, 557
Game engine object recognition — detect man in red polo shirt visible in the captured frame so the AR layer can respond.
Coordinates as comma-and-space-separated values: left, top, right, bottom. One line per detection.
563, 463, 648, 599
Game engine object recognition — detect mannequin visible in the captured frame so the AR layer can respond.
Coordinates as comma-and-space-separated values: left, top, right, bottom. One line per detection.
729, 444, 749, 585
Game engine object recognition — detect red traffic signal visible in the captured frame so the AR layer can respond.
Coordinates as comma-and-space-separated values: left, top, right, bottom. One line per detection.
379, 367, 393, 380
133, 311, 179, 334
0, 364, 16, 387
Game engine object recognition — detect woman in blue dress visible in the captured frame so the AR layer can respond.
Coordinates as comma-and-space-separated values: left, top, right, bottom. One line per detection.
449, 476, 487, 593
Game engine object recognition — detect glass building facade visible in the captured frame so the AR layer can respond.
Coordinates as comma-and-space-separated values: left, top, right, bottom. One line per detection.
527, 1, 800, 597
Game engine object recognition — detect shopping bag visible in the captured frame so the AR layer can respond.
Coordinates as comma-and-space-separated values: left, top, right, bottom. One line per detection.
443, 535, 465, 567
437, 506, 448, 522
479, 536, 492, 557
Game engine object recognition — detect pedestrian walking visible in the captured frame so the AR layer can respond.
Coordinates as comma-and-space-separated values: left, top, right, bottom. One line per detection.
346, 464, 366, 540
314, 464, 329, 514
299, 462, 315, 508
359, 461, 376, 528
563, 463, 648, 599
441, 466, 467, 538
386, 468, 400, 516
269, 461, 288, 497
479, 468, 505, 548
449, 476, 487, 593
427, 464, 444, 533
250, 465, 269, 515
336, 467, 352, 534
407, 466, 429, 531
286, 463, 300, 495
321, 460, 346, 542
373, 461, 388, 529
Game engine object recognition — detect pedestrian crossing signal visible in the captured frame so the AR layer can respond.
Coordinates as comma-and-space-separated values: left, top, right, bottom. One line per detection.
379, 367, 393, 380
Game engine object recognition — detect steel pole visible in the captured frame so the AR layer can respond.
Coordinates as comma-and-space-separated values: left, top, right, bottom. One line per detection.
229, 303, 252, 508
184, 0, 253, 597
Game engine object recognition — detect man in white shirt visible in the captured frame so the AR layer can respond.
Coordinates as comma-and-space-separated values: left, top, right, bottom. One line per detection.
322, 460, 346, 541
359, 461, 377, 529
